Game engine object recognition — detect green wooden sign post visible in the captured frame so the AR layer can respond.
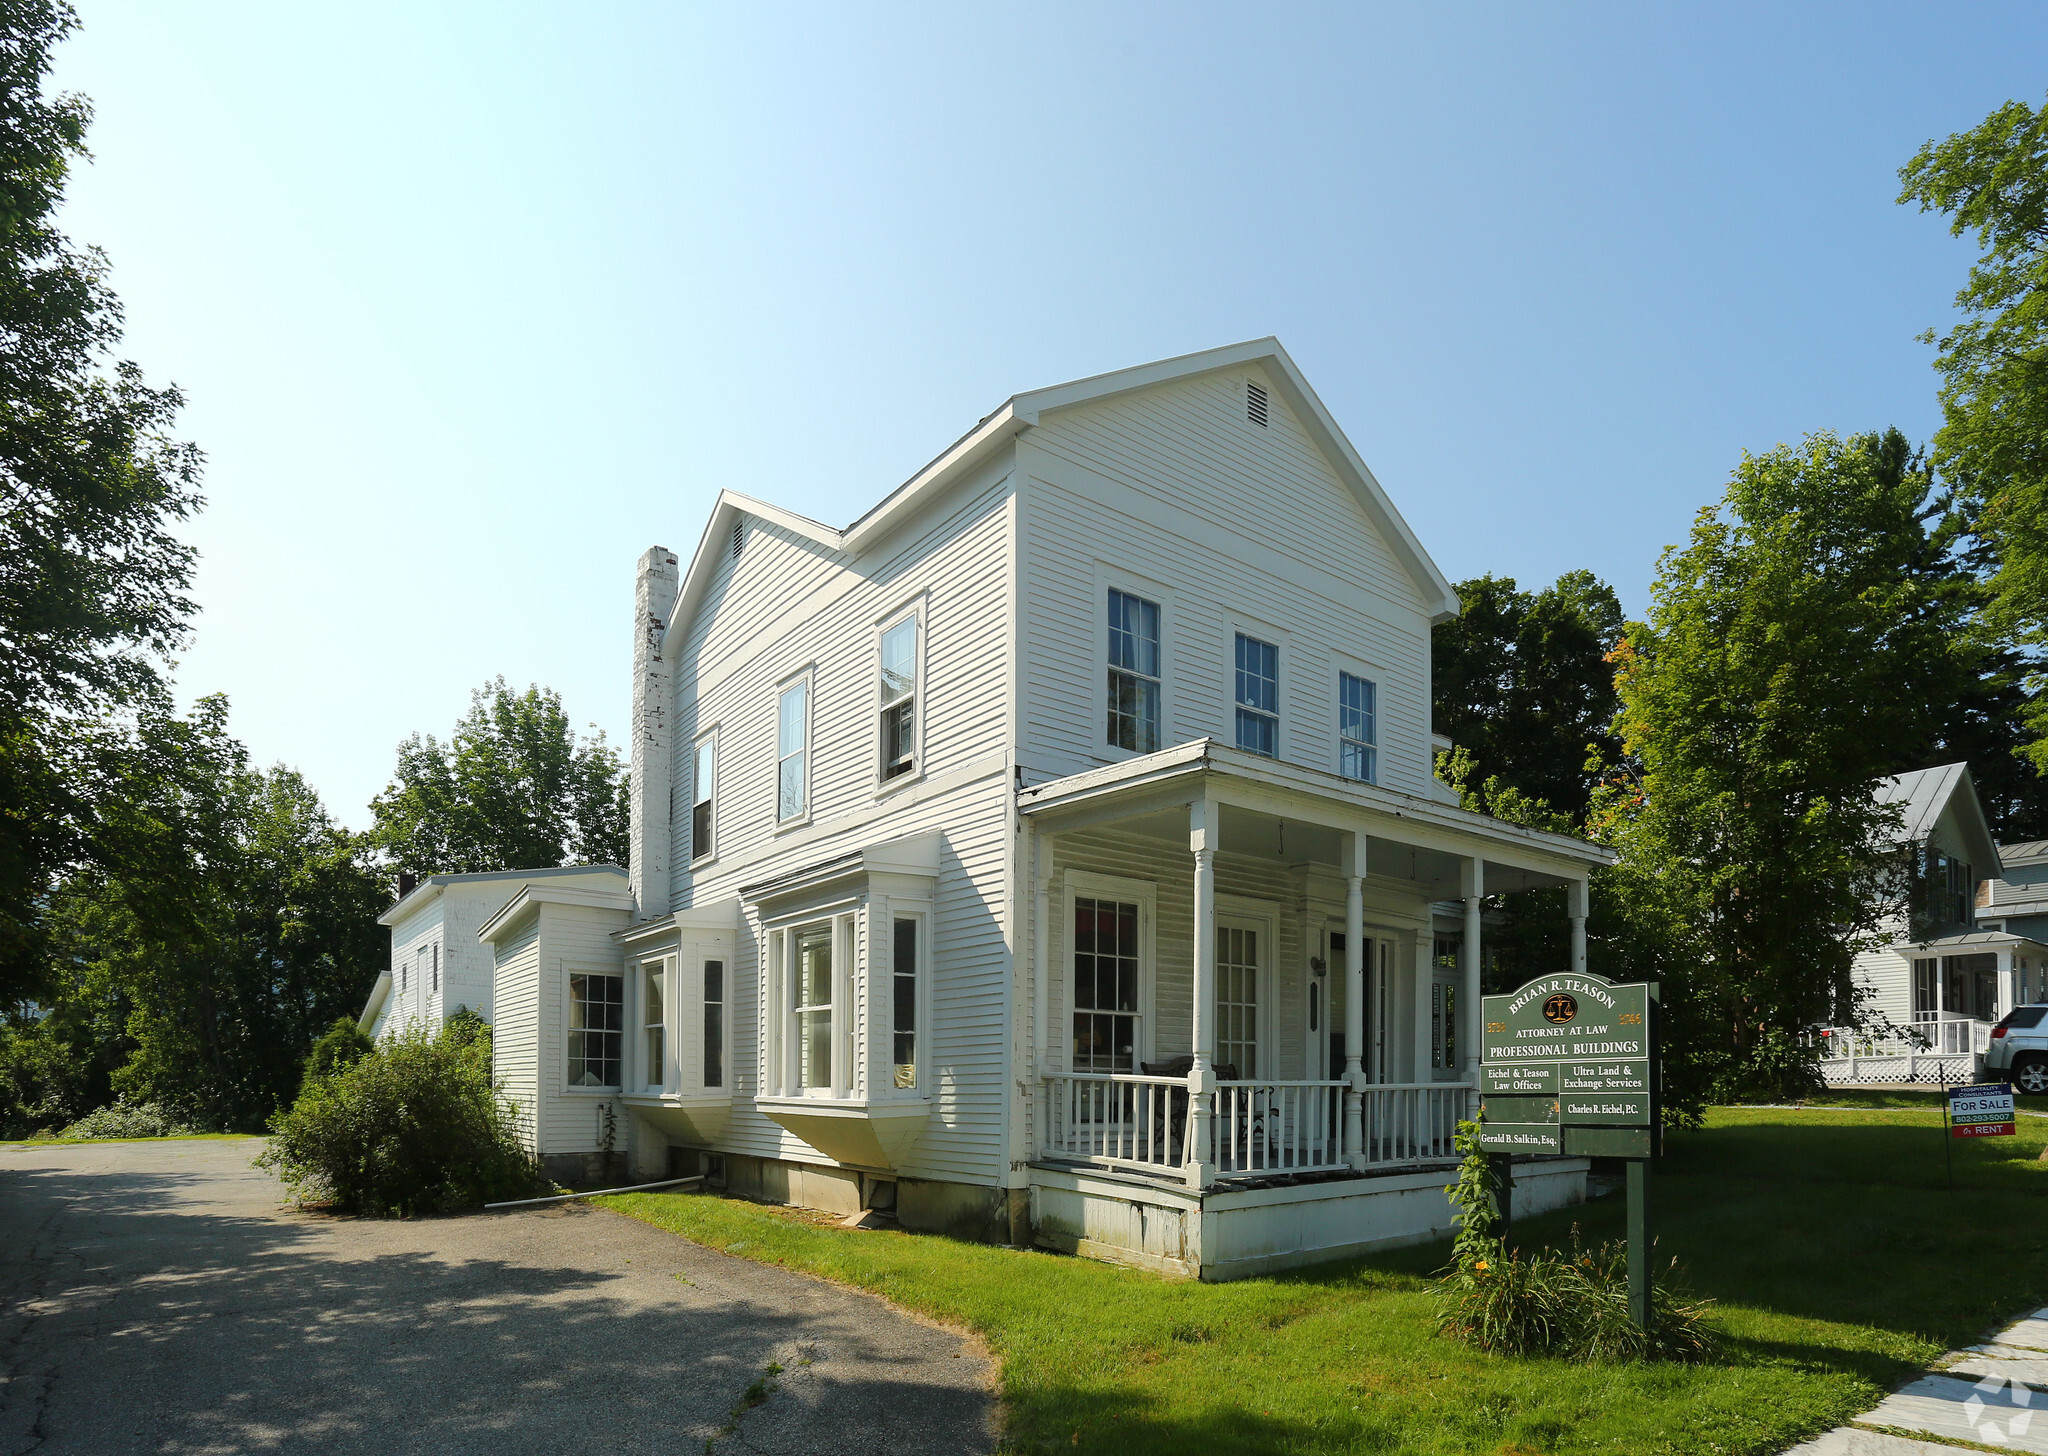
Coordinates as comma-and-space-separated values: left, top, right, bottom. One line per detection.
1477, 970, 1661, 1328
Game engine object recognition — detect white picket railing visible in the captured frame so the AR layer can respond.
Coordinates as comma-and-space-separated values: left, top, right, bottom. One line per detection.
1043, 1072, 1190, 1175
1359, 1082, 1467, 1168
1041, 1072, 1473, 1183
1209, 1081, 1347, 1175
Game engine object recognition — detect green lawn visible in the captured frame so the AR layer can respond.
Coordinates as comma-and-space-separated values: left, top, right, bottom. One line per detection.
602, 1107, 2048, 1456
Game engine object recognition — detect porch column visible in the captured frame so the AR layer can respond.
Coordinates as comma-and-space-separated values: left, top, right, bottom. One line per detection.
1413, 931, 1433, 1083
1999, 948, 2016, 1020
1188, 799, 1218, 1189
1569, 878, 1589, 979
1032, 829, 1052, 1157
1462, 858, 1484, 1099
1343, 832, 1367, 1169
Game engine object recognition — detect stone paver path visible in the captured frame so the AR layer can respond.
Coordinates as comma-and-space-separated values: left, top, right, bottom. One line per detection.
1787, 1307, 2048, 1454
0, 1137, 995, 1455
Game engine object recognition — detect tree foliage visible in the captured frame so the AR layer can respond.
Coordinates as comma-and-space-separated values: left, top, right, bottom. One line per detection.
1601, 429, 1974, 1104
370, 676, 628, 877
1432, 571, 1627, 824
46, 697, 387, 1128
1900, 96, 2048, 773
0, 1, 204, 1002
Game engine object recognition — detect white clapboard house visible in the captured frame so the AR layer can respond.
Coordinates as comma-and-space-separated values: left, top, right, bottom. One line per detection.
1821, 763, 2047, 1083
461, 339, 1616, 1279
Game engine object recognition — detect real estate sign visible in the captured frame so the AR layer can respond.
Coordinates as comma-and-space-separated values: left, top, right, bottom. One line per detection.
1948, 1082, 2016, 1139
1479, 971, 1656, 1159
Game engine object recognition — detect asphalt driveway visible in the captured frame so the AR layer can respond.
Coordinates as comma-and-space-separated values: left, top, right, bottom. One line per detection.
0, 1138, 994, 1455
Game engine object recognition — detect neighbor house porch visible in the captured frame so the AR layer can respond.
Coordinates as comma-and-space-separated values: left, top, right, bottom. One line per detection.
1821, 931, 2048, 1084
1015, 739, 1615, 1278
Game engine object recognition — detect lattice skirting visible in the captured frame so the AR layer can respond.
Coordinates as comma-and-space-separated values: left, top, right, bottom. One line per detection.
1820, 1054, 1977, 1085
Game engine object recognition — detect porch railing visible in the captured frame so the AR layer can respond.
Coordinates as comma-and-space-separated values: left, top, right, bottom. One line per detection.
1816, 1018, 1991, 1060
1043, 1072, 1192, 1176
1210, 1080, 1347, 1175
1041, 1072, 1474, 1183
1359, 1082, 1465, 1167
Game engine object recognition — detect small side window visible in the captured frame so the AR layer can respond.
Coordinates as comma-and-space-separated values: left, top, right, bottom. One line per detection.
691, 736, 716, 860
702, 960, 724, 1088
777, 679, 809, 822
879, 615, 918, 781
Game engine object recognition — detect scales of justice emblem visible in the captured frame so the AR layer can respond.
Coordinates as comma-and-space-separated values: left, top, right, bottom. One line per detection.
1542, 992, 1578, 1025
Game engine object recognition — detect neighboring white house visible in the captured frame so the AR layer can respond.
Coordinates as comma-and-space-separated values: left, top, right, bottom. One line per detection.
469, 338, 1616, 1279
362, 866, 628, 1041
1980, 838, 2048, 947
1823, 763, 2048, 1083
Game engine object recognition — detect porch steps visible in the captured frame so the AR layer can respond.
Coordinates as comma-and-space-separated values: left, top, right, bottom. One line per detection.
1783, 1306, 2048, 1454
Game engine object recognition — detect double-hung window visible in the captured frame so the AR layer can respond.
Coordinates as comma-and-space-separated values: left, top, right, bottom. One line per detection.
1339, 672, 1376, 783
1107, 589, 1161, 753
642, 961, 665, 1090
1234, 633, 1279, 757
691, 736, 716, 861
794, 925, 833, 1090
892, 917, 919, 1088
777, 679, 809, 822
879, 615, 918, 780
702, 959, 724, 1088
567, 972, 624, 1088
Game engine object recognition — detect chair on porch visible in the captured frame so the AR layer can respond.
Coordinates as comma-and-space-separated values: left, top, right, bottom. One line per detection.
1140, 1055, 1240, 1171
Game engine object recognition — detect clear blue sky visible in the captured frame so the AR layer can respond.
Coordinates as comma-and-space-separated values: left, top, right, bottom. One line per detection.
48, 2, 2048, 830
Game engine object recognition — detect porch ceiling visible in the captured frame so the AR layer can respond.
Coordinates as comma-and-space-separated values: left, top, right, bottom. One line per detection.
1019, 739, 1611, 895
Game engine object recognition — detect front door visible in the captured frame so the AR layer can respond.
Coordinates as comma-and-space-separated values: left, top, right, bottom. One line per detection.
1318, 928, 1348, 1080
1215, 917, 1264, 1078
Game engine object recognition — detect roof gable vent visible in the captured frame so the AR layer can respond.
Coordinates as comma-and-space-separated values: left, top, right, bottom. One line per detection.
730, 520, 744, 560
1246, 380, 1269, 428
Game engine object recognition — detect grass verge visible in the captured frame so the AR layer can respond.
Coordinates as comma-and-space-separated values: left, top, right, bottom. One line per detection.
0, 1132, 257, 1148
602, 1106, 2048, 1455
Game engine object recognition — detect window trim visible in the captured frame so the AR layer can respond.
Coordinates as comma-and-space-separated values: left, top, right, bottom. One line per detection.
1094, 565, 1176, 762
1062, 870, 1158, 1072
775, 669, 814, 828
874, 596, 927, 794
563, 965, 626, 1095
689, 728, 719, 866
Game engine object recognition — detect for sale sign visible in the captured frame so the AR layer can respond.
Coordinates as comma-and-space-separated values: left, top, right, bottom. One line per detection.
1949, 1082, 2016, 1139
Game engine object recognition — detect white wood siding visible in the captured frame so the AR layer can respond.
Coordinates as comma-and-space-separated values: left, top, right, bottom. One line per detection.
492, 921, 542, 1150
538, 903, 632, 1156
385, 905, 445, 1038
1018, 367, 1436, 798
663, 461, 1019, 1187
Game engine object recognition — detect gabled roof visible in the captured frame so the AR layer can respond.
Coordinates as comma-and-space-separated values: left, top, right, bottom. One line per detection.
2001, 839, 2048, 866
1875, 762, 2001, 874
662, 338, 1462, 652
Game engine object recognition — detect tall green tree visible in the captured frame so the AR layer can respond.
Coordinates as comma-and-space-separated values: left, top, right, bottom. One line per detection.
47, 697, 387, 1128
0, 1, 204, 1003
1604, 428, 1975, 1104
371, 677, 628, 877
1900, 96, 2048, 773
1432, 570, 1627, 823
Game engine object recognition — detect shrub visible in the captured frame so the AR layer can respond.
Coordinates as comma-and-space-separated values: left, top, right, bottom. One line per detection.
1433, 1121, 1720, 1362
60, 1097, 198, 1140
0, 1020, 98, 1137
257, 1018, 547, 1216
303, 1016, 376, 1087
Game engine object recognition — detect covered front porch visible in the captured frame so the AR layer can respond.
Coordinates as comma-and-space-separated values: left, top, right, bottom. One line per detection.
1015, 740, 1614, 1277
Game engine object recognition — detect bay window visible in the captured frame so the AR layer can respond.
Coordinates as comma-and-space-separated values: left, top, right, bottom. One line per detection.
892, 916, 919, 1088
794, 924, 834, 1090
702, 958, 724, 1088
642, 960, 665, 1090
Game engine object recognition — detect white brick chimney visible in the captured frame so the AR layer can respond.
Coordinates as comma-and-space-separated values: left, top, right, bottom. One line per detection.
629, 545, 680, 921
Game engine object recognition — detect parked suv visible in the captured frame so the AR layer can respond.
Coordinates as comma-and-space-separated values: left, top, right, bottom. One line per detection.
1985, 1006, 2048, 1095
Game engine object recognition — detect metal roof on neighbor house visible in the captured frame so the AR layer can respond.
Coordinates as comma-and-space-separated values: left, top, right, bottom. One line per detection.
1874, 762, 2000, 873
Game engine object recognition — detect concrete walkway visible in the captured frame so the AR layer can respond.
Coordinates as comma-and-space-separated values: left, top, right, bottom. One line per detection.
0, 1138, 995, 1455
1787, 1308, 2048, 1454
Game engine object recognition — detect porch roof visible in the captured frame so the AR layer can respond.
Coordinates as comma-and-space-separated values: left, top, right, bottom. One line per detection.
1897, 930, 2048, 956
1017, 739, 1614, 896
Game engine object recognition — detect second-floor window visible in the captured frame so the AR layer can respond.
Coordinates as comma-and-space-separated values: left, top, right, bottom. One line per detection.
879, 614, 918, 780
1234, 633, 1279, 757
1339, 672, 1377, 783
777, 679, 809, 822
1107, 589, 1161, 753
691, 736, 715, 860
